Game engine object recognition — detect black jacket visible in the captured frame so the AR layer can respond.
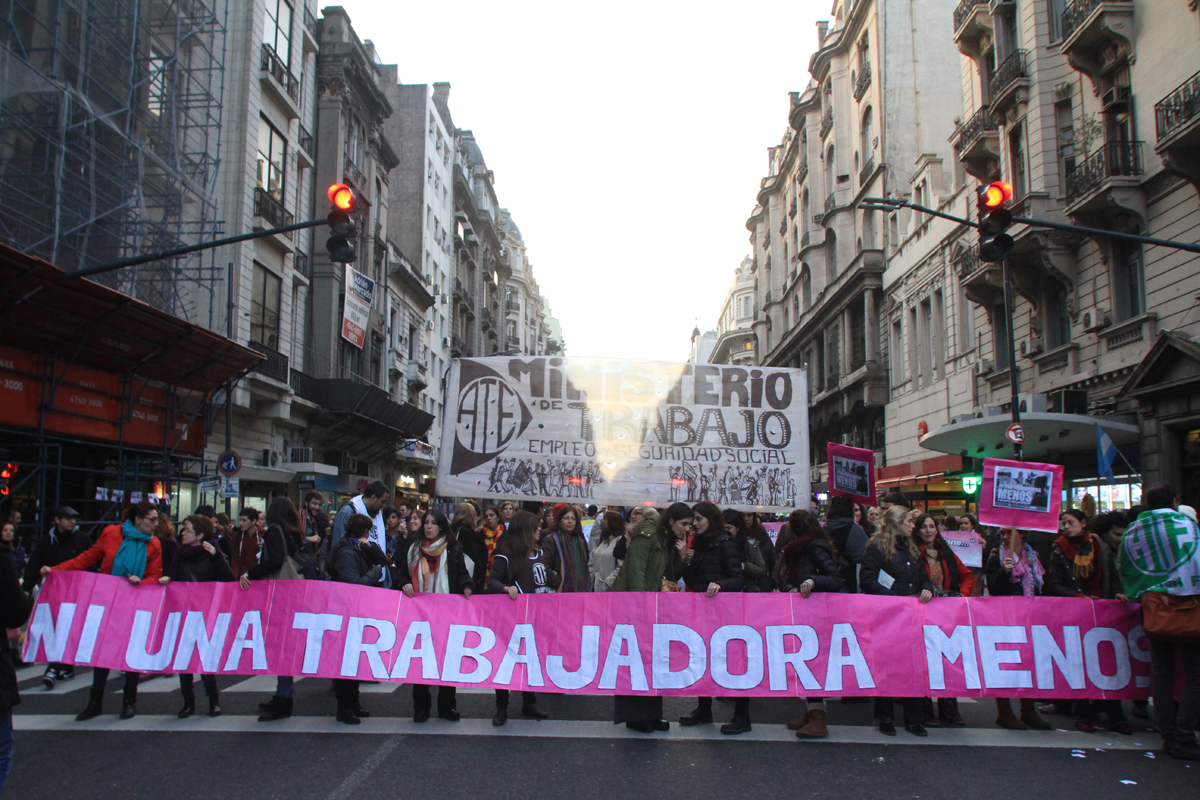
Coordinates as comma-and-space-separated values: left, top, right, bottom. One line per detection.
170, 545, 235, 583
683, 530, 745, 593
823, 516, 868, 591
0, 542, 32, 713
1042, 535, 1117, 599
246, 523, 291, 581
327, 538, 385, 586
455, 525, 489, 592
23, 525, 93, 591
779, 535, 844, 593
860, 535, 931, 597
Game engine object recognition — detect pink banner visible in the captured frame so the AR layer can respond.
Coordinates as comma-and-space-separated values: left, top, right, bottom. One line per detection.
827, 443, 876, 506
24, 571, 1150, 699
977, 457, 1064, 533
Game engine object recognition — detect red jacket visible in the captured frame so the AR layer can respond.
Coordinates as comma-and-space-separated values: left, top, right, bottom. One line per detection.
919, 544, 974, 597
53, 524, 163, 582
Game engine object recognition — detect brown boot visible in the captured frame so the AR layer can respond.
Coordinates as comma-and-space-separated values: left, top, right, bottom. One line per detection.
1019, 698, 1052, 730
921, 697, 941, 727
786, 713, 809, 731
796, 709, 828, 739
995, 698, 1027, 730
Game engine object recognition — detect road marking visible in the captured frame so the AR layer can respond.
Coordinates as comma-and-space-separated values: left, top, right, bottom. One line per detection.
10, 714, 1159, 750
16, 665, 46, 682
359, 682, 404, 694
324, 736, 403, 800
118, 675, 198, 694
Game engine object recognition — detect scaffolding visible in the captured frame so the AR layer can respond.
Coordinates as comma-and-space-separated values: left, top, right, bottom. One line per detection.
0, 0, 227, 325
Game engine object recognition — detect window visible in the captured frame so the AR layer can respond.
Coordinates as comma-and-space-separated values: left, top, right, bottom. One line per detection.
891, 318, 905, 383
257, 118, 287, 201
825, 228, 837, 284
262, 0, 293, 68
345, 115, 365, 168
1056, 100, 1076, 185
908, 307, 919, 384
1009, 123, 1027, 200
408, 324, 416, 359
793, 294, 800, 323
1048, 0, 1066, 42
251, 263, 282, 350
783, 306, 789, 329
825, 146, 836, 197
860, 107, 874, 164
147, 50, 167, 116
801, 190, 811, 235
1044, 280, 1071, 350
992, 305, 1010, 371
932, 290, 946, 373
849, 302, 866, 370
800, 266, 811, 312
1112, 240, 1144, 321
826, 323, 840, 384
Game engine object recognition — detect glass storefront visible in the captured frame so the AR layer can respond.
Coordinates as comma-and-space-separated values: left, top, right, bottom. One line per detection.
1065, 474, 1142, 514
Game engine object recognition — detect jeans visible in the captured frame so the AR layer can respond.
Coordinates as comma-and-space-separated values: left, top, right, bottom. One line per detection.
276, 675, 294, 699
875, 696, 922, 727
179, 674, 218, 702
0, 712, 12, 795
90, 669, 139, 703
1151, 637, 1200, 743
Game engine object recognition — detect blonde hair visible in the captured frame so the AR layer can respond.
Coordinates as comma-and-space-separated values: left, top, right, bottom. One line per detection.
453, 502, 478, 531
867, 505, 920, 562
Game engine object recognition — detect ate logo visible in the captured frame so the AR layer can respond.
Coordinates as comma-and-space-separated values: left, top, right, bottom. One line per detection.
1123, 513, 1199, 577
450, 360, 533, 475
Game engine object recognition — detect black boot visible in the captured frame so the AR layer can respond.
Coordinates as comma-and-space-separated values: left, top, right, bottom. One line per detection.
258, 696, 293, 722
76, 699, 103, 721
720, 716, 752, 735
208, 699, 222, 717
521, 703, 548, 720
178, 699, 195, 718
336, 699, 361, 725
353, 702, 371, 718
119, 699, 137, 720
680, 707, 714, 726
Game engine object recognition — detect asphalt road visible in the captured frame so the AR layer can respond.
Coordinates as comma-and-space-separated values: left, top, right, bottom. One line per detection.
5, 667, 1194, 800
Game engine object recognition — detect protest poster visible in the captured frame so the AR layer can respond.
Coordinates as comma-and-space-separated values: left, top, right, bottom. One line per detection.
340, 265, 374, 348
940, 530, 985, 568
977, 457, 1063, 533
762, 521, 784, 544
435, 357, 811, 512
26, 571, 1149, 700
826, 442, 876, 506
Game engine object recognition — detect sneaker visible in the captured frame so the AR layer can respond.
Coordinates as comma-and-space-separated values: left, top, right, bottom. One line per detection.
58, 667, 75, 682
905, 724, 929, 737
879, 717, 897, 736
42, 668, 57, 690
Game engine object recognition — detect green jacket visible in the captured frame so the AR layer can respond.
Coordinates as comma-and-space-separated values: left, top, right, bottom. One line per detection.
613, 520, 668, 592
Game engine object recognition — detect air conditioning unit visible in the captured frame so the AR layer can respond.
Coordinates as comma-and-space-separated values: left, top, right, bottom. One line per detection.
974, 405, 1003, 419
1081, 306, 1111, 332
290, 446, 314, 463
442, 337, 451, 348
1019, 336, 1043, 357
812, 214, 824, 225
261, 449, 281, 468
974, 358, 994, 376
950, 413, 976, 425
426, 320, 435, 331
1102, 85, 1131, 111
439, 294, 448, 304
1016, 392, 1048, 414
1048, 389, 1089, 415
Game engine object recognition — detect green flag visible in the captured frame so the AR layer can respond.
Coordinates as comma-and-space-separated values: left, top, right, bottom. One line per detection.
1119, 508, 1200, 600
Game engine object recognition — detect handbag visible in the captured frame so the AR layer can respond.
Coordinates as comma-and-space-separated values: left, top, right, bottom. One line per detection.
1141, 591, 1200, 642
262, 524, 303, 581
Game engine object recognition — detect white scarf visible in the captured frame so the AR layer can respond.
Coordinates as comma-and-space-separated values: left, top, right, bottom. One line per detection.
407, 538, 451, 594
350, 495, 386, 551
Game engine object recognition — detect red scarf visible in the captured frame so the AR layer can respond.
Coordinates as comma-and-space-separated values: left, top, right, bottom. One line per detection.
1055, 534, 1104, 598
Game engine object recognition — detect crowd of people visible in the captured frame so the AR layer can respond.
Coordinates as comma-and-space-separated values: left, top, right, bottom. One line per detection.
1, 478, 1197, 789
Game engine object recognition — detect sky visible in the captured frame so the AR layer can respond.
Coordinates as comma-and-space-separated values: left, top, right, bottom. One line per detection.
337, 0, 825, 361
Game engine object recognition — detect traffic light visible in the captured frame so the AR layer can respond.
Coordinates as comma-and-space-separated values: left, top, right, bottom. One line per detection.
0, 462, 16, 496
977, 180, 1014, 262
326, 183, 358, 263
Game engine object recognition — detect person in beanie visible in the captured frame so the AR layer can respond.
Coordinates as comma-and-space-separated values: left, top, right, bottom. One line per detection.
1119, 484, 1200, 760
22, 505, 89, 689
543, 504, 590, 593
47, 502, 163, 721
167, 515, 233, 717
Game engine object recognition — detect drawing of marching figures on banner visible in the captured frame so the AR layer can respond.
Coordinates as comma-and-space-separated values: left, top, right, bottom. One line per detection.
667, 463, 796, 507
487, 458, 603, 498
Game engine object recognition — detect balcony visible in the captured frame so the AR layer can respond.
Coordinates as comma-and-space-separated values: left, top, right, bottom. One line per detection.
954, 104, 1001, 181
293, 251, 309, 280
289, 368, 320, 403
343, 155, 366, 189
953, 0, 993, 58
819, 107, 834, 139
1155, 69, 1200, 186
297, 123, 315, 167
797, 157, 808, 185
505, 299, 520, 315
789, 197, 797, 218
853, 62, 872, 102
249, 341, 289, 383
1065, 141, 1144, 217
989, 50, 1029, 116
253, 187, 295, 238
405, 360, 428, 393
451, 334, 465, 357
801, 230, 811, 249
302, 6, 319, 53
1060, 0, 1134, 91
859, 155, 875, 187
506, 335, 520, 348
824, 191, 836, 214
259, 43, 301, 118
480, 308, 495, 330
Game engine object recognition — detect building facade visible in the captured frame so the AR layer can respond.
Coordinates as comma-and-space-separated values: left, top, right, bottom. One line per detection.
880, 0, 1200, 512
709, 257, 758, 365
749, 0, 961, 488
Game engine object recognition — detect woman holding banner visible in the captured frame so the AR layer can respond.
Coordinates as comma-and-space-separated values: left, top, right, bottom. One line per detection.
680, 501, 750, 735
913, 514, 973, 727
544, 504, 590, 593
778, 509, 842, 739
48, 501, 163, 721
983, 528, 1052, 731
168, 515, 233, 718
588, 511, 625, 592
724, 509, 770, 591
860, 506, 932, 736
408, 509, 473, 723
488, 511, 558, 726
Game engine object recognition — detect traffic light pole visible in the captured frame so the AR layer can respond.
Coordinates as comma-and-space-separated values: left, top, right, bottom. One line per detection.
1002, 255, 1022, 460
56, 218, 329, 281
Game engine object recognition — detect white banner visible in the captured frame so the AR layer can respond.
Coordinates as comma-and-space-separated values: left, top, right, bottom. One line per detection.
435, 356, 810, 511
341, 265, 374, 348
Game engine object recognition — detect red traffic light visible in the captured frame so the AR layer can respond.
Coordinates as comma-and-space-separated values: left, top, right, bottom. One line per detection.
981, 181, 1013, 208
0, 470, 9, 480
327, 183, 355, 211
